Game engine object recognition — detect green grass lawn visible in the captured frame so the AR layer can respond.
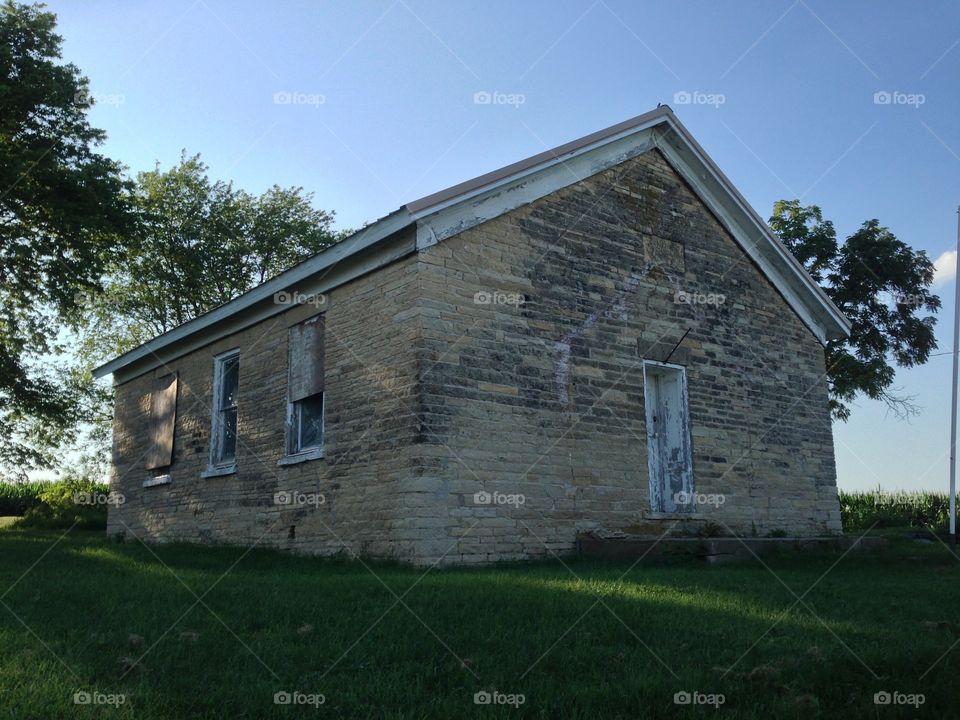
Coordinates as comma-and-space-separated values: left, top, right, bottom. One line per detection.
0, 527, 957, 719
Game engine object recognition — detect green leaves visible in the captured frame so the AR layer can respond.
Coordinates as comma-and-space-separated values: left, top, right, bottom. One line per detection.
0, 2, 134, 477
769, 200, 838, 284
770, 201, 941, 421
95, 151, 341, 342
1, 4, 339, 476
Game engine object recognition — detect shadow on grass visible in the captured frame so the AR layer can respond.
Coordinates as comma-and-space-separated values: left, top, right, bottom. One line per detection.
0, 528, 956, 719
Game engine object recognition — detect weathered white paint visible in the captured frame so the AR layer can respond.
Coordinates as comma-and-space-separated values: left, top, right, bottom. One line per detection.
642, 361, 693, 513
415, 136, 658, 249
142, 474, 171, 488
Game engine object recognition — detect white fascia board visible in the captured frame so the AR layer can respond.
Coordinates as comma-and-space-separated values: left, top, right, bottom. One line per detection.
655, 119, 850, 342
653, 138, 827, 343
413, 122, 663, 249
96, 211, 415, 382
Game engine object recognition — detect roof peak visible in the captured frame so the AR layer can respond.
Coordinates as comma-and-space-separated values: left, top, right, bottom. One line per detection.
405, 105, 674, 214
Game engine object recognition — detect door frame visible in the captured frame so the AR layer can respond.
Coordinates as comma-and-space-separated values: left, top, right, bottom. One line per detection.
642, 359, 694, 513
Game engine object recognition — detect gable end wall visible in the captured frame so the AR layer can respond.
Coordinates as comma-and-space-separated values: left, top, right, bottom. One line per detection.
412, 148, 841, 565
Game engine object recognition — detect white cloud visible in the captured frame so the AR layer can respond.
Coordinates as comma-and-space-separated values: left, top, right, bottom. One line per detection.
933, 250, 957, 286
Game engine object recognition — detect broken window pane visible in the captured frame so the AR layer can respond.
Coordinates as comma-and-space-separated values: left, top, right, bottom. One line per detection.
220, 406, 237, 462
292, 393, 323, 453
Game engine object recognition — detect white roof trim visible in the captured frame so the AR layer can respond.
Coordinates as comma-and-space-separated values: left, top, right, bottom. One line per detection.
94, 107, 849, 380
413, 131, 659, 251
92, 209, 413, 379
655, 115, 850, 342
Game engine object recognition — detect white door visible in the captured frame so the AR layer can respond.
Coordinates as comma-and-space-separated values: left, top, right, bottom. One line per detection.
643, 362, 694, 513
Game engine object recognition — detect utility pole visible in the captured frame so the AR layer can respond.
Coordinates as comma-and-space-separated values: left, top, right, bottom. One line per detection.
950, 207, 959, 549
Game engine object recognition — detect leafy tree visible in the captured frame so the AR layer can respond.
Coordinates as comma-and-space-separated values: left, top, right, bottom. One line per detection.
770, 200, 940, 420
0, 1, 133, 478
79, 152, 340, 347
75, 153, 343, 466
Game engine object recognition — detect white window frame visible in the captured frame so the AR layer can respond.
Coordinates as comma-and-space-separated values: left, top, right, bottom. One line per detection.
281, 392, 325, 465
205, 349, 240, 476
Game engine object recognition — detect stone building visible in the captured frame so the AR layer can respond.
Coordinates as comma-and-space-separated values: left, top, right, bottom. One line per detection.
95, 107, 850, 565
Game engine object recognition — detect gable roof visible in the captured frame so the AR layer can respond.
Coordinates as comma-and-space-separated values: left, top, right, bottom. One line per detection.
94, 106, 850, 382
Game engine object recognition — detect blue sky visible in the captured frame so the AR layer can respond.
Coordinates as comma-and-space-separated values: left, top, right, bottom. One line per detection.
48, 0, 960, 492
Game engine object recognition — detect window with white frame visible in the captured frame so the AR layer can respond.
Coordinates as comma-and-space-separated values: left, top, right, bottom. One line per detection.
290, 392, 324, 454
209, 350, 239, 468
287, 316, 325, 456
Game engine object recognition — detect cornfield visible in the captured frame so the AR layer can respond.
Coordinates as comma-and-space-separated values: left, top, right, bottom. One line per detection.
839, 489, 951, 532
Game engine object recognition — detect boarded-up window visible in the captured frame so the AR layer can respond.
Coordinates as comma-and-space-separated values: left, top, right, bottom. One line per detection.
288, 315, 325, 402
145, 373, 178, 470
287, 316, 325, 454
